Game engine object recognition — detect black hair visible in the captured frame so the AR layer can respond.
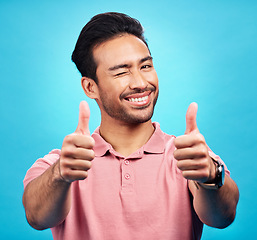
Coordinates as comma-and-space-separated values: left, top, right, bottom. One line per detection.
71, 12, 148, 83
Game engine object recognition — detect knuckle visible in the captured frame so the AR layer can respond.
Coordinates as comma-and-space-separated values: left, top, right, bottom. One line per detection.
173, 138, 178, 146
79, 171, 88, 180
176, 161, 183, 170
60, 157, 73, 171
196, 133, 205, 143
182, 171, 189, 179
61, 145, 74, 158
193, 160, 201, 169
86, 136, 95, 148
174, 137, 182, 148
197, 158, 207, 168
59, 156, 68, 167
60, 169, 71, 180
88, 150, 95, 160
173, 149, 179, 159
64, 134, 74, 144
91, 137, 96, 147
198, 148, 208, 157
197, 168, 209, 181
83, 171, 89, 179
62, 146, 74, 157
86, 161, 92, 169
202, 169, 210, 179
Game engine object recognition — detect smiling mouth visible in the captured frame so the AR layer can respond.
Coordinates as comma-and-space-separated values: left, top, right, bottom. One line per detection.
123, 91, 152, 108
127, 95, 149, 102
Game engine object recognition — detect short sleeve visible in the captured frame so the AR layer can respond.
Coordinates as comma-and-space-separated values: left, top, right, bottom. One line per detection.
23, 149, 61, 188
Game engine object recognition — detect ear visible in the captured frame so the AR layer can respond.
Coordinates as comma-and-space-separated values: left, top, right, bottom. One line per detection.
81, 77, 99, 99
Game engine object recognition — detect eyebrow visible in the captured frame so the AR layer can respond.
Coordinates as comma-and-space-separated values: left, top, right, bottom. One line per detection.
108, 56, 153, 71
140, 56, 153, 64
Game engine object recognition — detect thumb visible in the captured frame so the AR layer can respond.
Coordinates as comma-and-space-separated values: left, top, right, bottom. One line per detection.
185, 102, 199, 135
75, 101, 90, 135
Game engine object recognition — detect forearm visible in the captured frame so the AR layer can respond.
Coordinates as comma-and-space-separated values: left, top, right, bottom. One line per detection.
190, 174, 239, 228
23, 161, 71, 230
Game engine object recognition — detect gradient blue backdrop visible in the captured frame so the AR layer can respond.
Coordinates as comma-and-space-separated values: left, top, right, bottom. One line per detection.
1, 0, 256, 239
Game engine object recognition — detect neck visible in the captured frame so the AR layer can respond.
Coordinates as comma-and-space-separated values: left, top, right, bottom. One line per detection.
99, 119, 155, 157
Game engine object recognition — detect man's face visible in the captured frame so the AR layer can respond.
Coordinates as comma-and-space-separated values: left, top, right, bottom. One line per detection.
93, 34, 159, 124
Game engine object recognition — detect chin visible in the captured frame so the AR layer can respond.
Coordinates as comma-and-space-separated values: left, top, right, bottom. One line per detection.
121, 111, 154, 124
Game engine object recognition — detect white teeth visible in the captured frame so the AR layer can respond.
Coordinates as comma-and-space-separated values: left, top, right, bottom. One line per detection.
128, 96, 148, 102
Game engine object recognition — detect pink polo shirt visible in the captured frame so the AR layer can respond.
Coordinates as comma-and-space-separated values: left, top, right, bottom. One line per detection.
24, 122, 225, 240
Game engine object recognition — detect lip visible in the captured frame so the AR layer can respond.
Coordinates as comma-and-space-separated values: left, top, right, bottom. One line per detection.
124, 91, 151, 99
123, 91, 152, 107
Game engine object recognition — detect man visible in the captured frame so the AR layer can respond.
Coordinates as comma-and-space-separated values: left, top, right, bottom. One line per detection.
23, 12, 239, 240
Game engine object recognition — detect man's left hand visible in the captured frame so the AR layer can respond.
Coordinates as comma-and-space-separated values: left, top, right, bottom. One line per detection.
173, 102, 216, 183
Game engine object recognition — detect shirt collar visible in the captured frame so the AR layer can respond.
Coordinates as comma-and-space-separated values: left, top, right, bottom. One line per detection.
92, 129, 112, 157
143, 122, 165, 154
92, 122, 165, 157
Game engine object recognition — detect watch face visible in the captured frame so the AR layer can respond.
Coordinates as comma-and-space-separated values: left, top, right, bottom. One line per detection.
217, 163, 225, 187
220, 164, 225, 186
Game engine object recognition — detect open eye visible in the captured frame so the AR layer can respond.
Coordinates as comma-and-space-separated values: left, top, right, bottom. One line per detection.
141, 64, 152, 70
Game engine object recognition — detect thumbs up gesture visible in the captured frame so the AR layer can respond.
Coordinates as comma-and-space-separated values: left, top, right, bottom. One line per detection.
58, 101, 95, 183
173, 103, 216, 183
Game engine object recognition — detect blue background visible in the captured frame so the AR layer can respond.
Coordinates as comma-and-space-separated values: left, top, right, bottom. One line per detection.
1, 0, 256, 239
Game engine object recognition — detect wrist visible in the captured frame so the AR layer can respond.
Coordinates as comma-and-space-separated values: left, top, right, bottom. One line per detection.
205, 157, 218, 184
196, 158, 225, 190
51, 161, 70, 185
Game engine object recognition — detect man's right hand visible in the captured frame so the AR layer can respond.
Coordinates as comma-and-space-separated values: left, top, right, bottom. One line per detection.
57, 101, 95, 183
23, 101, 95, 230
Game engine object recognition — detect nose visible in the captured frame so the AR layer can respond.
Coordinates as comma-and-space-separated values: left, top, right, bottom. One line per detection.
129, 70, 147, 90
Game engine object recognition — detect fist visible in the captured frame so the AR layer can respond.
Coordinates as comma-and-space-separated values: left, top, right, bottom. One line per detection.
173, 103, 216, 183
58, 101, 95, 183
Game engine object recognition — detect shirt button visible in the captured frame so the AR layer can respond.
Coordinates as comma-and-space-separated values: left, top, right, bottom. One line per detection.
124, 173, 131, 180
124, 160, 130, 165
